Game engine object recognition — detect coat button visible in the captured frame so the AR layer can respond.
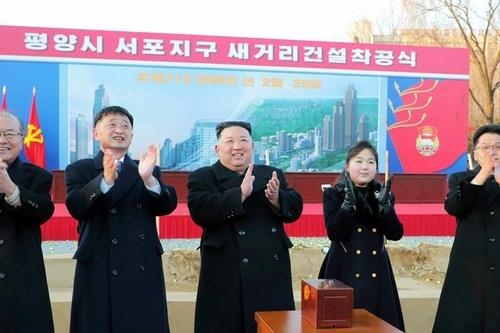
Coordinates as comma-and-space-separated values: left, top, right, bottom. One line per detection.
271, 227, 277, 233
242, 258, 249, 264
238, 230, 246, 236
0, 239, 5, 245
139, 234, 146, 240
273, 254, 279, 261
372, 273, 377, 278
110, 208, 117, 214
372, 228, 377, 232
490, 211, 495, 215
111, 238, 118, 245
111, 269, 119, 276
0, 272, 6, 279
355, 273, 360, 278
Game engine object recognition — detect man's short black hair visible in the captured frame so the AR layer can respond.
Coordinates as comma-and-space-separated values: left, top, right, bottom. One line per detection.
94, 105, 134, 128
215, 121, 252, 139
472, 124, 500, 147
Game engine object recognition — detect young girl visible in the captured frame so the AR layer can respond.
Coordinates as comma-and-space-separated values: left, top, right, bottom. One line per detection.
319, 140, 405, 331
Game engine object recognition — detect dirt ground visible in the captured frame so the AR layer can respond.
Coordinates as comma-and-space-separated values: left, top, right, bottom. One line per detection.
164, 242, 450, 292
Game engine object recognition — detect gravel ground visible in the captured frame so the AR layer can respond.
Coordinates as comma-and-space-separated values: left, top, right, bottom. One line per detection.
42, 236, 454, 255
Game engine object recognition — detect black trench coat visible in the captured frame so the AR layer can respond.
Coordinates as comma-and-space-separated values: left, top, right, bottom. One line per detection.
433, 170, 500, 333
187, 161, 303, 333
65, 152, 177, 333
0, 158, 55, 333
319, 182, 405, 332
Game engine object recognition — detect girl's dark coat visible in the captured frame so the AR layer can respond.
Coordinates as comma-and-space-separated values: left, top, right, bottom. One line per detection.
319, 181, 405, 331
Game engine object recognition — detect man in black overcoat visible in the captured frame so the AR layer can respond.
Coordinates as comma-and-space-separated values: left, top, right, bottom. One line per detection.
433, 124, 500, 333
65, 106, 177, 333
0, 111, 55, 333
187, 121, 303, 333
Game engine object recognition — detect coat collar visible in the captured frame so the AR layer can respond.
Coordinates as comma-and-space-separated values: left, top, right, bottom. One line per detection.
92, 151, 105, 170
484, 176, 500, 208
5, 157, 25, 183
462, 167, 500, 208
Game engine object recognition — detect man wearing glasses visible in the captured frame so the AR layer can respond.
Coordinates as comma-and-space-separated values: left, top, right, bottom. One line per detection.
433, 124, 500, 333
0, 111, 55, 333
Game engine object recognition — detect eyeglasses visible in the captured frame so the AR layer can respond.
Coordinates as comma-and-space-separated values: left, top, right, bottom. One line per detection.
0, 131, 22, 140
474, 143, 500, 152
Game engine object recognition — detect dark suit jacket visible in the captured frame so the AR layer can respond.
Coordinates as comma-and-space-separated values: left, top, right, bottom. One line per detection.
433, 169, 500, 333
65, 152, 177, 333
187, 161, 303, 333
0, 157, 55, 333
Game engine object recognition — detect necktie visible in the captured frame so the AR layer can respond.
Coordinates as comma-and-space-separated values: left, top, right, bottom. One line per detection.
116, 160, 123, 173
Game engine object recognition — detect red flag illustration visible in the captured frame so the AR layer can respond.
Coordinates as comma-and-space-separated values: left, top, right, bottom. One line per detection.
1, 86, 6, 112
24, 87, 46, 168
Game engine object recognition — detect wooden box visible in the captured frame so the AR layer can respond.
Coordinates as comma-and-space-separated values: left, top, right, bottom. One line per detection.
301, 279, 353, 328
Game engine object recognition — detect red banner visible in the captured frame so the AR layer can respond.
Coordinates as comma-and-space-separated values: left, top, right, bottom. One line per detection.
0, 25, 469, 77
23, 89, 45, 167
